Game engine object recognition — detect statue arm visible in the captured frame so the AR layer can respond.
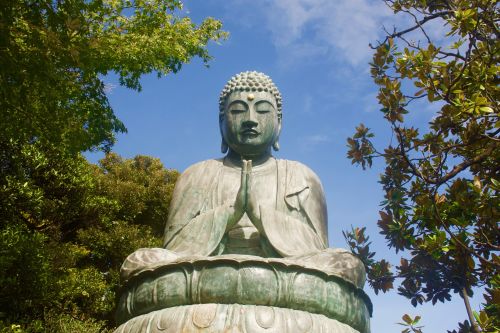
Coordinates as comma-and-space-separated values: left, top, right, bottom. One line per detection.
164, 204, 235, 256
163, 160, 244, 256
121, 201, 238, 280
247, 161, 329, 257
258, 206, 326, 257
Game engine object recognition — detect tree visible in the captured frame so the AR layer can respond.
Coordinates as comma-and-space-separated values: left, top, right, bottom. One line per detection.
0, 153, 178, 331
70, 154, 179, 326
0, 0, 226, 153
0, 146, 116, 330
0, 0, 225, 231
0, 0, 223, 330
345, 1, 499, 332
92, 153, 179, 237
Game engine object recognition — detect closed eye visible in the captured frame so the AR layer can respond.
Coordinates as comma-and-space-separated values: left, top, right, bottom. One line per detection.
255, 101, 274, 113
228, 101, 248, 114
230, 109, 246, 114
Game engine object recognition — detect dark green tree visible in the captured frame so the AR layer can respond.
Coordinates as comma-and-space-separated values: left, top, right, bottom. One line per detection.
0, 0, 226, 152
0, 0, 224, 331
345, 1, 499, 332
0, 153, 178, 332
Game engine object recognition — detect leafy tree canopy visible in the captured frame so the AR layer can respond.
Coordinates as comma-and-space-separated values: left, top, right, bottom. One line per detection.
345, 1, 499, 332
0, 1, 222, 331
0, 0, 226, 152
0, 153, 178, 332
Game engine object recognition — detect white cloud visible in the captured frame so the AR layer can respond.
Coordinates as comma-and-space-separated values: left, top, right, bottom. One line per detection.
297, 133, 331, 152
223, 0, 454, 70
104, 82, 117, 94
261, 0, 392, 66
304, 134, 330, 144
363, 91, 379, 113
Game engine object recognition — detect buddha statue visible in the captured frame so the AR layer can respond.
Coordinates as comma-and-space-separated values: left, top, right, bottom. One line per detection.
114, 72, 371, 333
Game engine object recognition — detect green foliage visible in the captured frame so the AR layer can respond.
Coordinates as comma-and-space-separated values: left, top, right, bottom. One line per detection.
94, 153, 179, 236
446, 320, 475, 333
0, 311, 111, 333
1, 141, 104, 237
473, 273, 500, 333
1, 1, 221, 330
0, 0, 226, 153
345, 1, 499, 332
77, 220, 161, 271
43, 311, 111, 333
0, 153, 178, 330
0, 224, 52, 319
398, 314, 423, 333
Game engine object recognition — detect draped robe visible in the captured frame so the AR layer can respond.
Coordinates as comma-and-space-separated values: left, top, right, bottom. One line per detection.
163, 158, 328, 257
120, 158, 366, 288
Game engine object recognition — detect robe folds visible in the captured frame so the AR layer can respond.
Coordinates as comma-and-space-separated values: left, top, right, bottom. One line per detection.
121, 158, 366, 287
163, 158, 329, 258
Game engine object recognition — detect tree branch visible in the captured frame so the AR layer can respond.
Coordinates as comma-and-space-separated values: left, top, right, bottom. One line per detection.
372, 11, 454, 48
461, 288, 481, 333
394, 123, 498, 186
432, 199, 500, 268
433, 144, 497, 186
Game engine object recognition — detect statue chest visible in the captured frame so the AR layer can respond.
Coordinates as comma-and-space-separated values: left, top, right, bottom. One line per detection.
219, 164, 277, 256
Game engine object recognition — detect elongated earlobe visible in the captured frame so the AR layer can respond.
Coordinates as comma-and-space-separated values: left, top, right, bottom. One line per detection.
272, 140, 280, 151
221, 139, 228, 153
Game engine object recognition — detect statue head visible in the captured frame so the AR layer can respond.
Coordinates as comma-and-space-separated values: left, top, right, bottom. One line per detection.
219, 71, 282, 158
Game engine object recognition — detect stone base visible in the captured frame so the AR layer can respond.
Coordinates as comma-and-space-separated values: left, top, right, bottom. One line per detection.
114, 304, 361, 333
116, 255, 371, 333
116, 255, 371, 332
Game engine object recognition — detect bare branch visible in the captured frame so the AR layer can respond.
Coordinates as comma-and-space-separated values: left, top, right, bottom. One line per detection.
393, 124, 498, 186
376, 11, 454, 47
401, 8, 433, 45
436, 50, 467, 62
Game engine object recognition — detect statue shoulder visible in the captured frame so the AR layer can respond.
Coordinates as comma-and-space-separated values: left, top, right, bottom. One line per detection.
181, 158, 223, 175
277, 159, 323, 187
175, 159, 223, 187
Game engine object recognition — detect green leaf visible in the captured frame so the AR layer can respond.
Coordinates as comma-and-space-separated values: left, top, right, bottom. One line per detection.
479, 106, 493, 113
402, 314, 413, 324
346, 0, 499, 326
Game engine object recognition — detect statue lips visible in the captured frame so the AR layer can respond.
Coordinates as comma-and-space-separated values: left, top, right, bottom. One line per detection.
241, 128, 259, 138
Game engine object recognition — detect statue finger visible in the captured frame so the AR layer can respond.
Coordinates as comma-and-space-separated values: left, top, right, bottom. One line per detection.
246, 169, 252, 188
240, 159, 245, 174
240, 163, 246, 185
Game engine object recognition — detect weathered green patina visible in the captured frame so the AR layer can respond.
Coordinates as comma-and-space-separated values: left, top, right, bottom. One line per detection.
115, 72, 371, 333
117, 256, 371, 332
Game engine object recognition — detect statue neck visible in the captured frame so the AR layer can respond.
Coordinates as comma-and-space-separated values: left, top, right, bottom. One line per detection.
226, 149, 273, 167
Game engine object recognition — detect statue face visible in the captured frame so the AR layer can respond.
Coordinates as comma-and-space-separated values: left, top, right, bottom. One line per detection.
221, 91, 281, 157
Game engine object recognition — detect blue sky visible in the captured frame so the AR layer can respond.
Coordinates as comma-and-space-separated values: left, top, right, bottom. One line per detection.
86, 1, 484, 331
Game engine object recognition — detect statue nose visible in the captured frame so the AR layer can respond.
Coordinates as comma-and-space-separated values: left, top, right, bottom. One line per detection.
243, 109, 258, 126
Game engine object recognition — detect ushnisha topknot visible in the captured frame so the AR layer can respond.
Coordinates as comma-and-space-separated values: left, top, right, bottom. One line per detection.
219, 71, 282, 116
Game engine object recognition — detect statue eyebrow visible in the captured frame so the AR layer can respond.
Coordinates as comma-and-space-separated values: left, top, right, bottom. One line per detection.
255, 100, 276, 109
227, 100, 248, 109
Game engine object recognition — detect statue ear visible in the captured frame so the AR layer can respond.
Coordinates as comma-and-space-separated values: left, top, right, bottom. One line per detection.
219, 113, 228, 153
272, 140, 280, 151
221, 139, 228, 153
272, 114, 282, 151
